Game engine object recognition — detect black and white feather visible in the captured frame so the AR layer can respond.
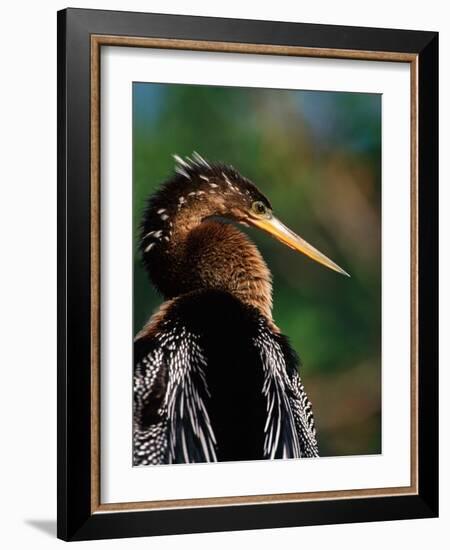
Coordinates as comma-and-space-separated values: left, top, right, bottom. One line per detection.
164, 325, 218, 463
133, 292, 318, 465
254, 316, 318, 459
134, 320, 217, 465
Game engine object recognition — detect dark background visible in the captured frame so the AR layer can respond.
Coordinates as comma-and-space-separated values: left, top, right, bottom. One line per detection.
133, 82, 381, 457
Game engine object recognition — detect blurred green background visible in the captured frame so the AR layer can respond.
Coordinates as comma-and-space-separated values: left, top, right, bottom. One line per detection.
133, 82, 381, 457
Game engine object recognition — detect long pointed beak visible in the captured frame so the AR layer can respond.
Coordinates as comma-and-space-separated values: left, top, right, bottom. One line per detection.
250, 216, 350, 277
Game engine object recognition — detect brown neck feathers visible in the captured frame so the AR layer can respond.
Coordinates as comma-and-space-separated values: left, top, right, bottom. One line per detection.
152, 219, 273, 320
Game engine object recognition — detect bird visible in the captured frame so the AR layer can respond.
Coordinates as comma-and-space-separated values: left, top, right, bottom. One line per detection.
133, 152, 349, 466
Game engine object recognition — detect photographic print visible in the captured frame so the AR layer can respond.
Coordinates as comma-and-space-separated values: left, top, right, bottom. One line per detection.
132, 83, 381, 466
58, 9, 438, 540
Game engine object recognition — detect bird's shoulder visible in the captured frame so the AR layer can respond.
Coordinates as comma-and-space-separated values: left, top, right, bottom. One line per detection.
135, 290, 299, 385
137, 289, 265, 346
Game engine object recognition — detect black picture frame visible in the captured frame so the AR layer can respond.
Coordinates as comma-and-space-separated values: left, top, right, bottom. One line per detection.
57, 7, 438, 541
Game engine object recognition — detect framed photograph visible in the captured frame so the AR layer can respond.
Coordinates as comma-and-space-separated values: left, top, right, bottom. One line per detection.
57, 8, 438, 541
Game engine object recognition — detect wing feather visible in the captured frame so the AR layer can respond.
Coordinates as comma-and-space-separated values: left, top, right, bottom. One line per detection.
133, 344, 168, 466
133, 317, 217, 465
288, 370, 319, 457
254, 318, 319, 459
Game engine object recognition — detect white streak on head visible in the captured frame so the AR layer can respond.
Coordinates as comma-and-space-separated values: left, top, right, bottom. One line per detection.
209, 182, 218, 188
144, 242, 155, 253
161, 214, 169, 220
192, 151, 210, 168
222, 172, 233, 188
175, 166, 190, 179
157, 208, 166, 214
178, 196, 185, 204
199, 175, 209, 181
173, 154, 190, 169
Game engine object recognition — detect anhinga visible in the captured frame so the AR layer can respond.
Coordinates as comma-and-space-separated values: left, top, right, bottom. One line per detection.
133, 152, 349, 466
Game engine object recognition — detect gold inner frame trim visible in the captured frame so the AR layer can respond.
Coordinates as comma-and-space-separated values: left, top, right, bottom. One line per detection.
90, 34, 419, 514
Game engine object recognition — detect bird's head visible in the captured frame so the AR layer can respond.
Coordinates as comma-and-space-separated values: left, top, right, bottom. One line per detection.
141, 153, 349, 277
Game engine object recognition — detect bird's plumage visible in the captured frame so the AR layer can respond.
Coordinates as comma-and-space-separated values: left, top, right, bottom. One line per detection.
134, 289, 318, 464
133, 154, 320, 465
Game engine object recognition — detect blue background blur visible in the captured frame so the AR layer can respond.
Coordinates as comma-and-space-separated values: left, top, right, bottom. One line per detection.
133, 82, 381, 457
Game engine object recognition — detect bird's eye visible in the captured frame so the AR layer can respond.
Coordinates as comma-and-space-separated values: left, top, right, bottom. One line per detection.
252, 201, 269, 217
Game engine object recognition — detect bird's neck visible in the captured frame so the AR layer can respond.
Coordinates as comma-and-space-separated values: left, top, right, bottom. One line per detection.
143, 208, 273, 320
